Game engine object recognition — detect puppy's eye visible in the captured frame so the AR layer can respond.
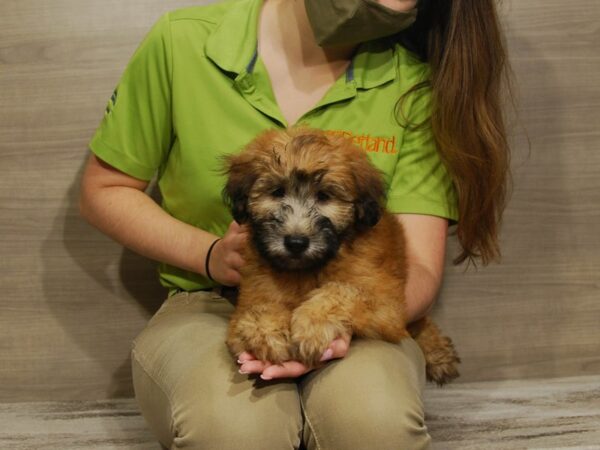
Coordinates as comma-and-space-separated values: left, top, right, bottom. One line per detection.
271, 187, 286, 198
316, 191, 331, 202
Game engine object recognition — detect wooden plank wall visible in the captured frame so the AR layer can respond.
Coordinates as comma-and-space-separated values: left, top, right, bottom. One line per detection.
436, 1, 600, 382
0, 0, 598, 402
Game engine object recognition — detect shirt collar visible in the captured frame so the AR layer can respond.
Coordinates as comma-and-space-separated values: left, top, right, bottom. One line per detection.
350, 39, 397, 89
205, 0, 396, 89
205, 0, 264, 74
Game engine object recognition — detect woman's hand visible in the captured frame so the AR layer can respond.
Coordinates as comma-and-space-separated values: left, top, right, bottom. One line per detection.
207, 221, 248, 286
237, 335, 352, 380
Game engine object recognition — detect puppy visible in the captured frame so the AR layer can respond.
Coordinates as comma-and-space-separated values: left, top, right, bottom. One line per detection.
223, 127, 460, 385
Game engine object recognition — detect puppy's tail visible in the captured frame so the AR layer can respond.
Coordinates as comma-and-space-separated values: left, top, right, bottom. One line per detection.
407, 317, 461, 386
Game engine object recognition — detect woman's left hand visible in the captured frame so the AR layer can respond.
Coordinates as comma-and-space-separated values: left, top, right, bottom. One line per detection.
237, 335, 351, 380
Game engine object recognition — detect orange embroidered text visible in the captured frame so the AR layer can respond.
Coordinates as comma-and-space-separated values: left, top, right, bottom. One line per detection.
326, 130, 398, 154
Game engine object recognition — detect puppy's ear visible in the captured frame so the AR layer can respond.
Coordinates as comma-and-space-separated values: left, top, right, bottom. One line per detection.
352, 153, 386, 229
355, 198, 382, 228
222, 153, 258, 224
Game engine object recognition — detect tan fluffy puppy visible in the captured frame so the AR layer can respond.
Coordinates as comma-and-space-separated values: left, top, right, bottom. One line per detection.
224, 128, 460, 385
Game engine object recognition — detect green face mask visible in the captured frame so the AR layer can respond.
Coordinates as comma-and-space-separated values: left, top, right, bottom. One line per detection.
304, 0, 418, 47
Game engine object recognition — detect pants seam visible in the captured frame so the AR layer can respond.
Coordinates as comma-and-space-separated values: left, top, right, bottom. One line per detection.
299, 384, 322, 450
132, 348, 177, 447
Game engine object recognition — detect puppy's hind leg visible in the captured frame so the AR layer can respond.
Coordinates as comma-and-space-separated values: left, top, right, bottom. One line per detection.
408, 317, 460, 386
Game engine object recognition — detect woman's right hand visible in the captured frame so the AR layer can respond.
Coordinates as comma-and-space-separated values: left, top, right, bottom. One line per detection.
237, 335, 352, 380
207, 221, 248, 286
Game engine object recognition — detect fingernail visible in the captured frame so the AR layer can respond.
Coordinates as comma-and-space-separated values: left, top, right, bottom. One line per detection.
260, 374, 273, 380
238, 369, 249, 375
320, 348, 333, 361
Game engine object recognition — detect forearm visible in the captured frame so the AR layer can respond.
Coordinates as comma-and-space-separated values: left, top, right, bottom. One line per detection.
393, 213, 448, 324
404, 262, 441, 323
80, 185, 216, 276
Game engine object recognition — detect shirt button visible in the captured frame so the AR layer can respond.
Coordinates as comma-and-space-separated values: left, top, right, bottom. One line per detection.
236, 77, 255, 93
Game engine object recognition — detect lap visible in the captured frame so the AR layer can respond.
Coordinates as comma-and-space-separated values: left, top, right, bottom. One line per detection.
132, 291, 430, 450
132, 291, 302, 450
299, 338, 431, 450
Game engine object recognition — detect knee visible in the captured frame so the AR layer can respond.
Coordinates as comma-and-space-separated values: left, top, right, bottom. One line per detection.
174, 401, 301, 450
305, 391, 430, 450
300, 339, 430, 449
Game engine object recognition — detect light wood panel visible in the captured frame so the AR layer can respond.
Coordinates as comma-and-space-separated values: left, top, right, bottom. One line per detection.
0, 0, 599, 401
0, 0, 209, 402
433, 0, 600, 382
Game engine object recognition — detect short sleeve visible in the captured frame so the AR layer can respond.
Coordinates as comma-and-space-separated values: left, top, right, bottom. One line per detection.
386, 86, 459, 223
89, 13, 173, 181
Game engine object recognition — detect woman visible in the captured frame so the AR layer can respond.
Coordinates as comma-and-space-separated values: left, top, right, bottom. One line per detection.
80, 0, 511, 448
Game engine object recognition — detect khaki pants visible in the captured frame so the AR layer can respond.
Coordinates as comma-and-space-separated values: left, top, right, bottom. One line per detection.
132, 291, 431, 450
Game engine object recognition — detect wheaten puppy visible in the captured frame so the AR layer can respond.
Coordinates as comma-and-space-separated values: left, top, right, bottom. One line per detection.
224, 128, 459, 385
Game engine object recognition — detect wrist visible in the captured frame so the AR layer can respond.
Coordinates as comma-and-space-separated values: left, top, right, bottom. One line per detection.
205, 238, 221, 282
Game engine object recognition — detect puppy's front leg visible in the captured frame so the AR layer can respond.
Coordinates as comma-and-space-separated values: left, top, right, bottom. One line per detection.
290, 282, 357, 367
227, 301, 293, 365
291, 281, 409, 367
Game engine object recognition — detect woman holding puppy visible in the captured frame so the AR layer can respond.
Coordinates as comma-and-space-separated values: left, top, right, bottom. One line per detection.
80, 0, 511, 448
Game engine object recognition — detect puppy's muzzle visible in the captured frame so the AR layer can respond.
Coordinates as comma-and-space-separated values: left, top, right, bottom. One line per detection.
284, 234, 310, 256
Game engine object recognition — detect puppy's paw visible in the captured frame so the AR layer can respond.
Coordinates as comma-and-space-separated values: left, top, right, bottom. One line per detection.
227, 329, 292, 365
290, 306, 349, 368
409, 317, 461, 386
424, 336, 461, 386
227, 307, 293, 364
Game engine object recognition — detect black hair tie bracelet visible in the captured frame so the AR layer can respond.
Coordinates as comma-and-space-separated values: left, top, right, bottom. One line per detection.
205, 238, 221, 282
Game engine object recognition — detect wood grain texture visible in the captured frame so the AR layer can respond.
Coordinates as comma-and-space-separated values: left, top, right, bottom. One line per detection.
1, 376, 599, 449
0, 0, 209, 402
424, 375, 600, 449
0, 0, 599, 401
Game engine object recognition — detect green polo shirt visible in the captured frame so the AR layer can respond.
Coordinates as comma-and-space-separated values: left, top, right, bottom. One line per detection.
89, 0, 459, 292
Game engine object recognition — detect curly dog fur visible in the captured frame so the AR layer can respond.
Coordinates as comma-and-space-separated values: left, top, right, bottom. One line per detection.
223, 127, 460, 385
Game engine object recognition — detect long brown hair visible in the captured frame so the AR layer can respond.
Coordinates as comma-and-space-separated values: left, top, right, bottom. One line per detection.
398, 0, 513, 266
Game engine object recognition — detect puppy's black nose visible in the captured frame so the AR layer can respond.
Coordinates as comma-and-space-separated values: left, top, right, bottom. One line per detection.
284, 235, 309, 255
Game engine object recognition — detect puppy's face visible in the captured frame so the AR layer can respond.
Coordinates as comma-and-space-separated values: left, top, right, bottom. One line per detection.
224, 129, 385, 271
